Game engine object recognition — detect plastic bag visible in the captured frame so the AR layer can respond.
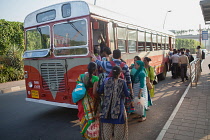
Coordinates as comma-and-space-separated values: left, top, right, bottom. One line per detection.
72, 83, 86, 103
134, 97, 145, 116
86, 120, 99, 138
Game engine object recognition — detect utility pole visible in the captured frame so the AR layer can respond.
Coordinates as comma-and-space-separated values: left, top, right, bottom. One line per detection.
94, 0, 96, 5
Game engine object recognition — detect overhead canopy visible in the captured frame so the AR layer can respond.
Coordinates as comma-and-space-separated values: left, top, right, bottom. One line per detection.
200, 0, 210, 24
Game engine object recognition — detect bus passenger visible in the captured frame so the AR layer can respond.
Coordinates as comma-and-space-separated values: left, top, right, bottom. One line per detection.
76, 62, 99, 140
98, 66, 130, 140
133, 60, 148, 122
91, 49, 133, 95
94, 45, 101, 61
143, 57, 155, 106
179, 52, 189, 82
171, 50, 179, 79
101, 46, 112, 61
130, 56, 141, 84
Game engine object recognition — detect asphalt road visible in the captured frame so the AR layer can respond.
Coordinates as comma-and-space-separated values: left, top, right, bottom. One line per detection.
0, 72, 190, 140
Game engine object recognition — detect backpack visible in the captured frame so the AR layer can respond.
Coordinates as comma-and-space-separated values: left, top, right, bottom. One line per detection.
108, 61, 125, 79
202, 50, 205, 59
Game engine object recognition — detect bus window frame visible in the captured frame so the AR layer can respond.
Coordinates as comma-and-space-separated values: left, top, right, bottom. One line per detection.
157, 34, 162, 50
137, 30, 146, 52
25, 25, 51, 51
62, 3, 71, 18
52, 18, 89, 57
127, 28, 137, 53
36, 9, 56, 23
116, 26, 127, 53
152, 33, 157, 51
145, 31, 152, 52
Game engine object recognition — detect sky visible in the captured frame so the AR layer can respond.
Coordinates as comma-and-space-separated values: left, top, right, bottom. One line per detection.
0, 0, 208, 31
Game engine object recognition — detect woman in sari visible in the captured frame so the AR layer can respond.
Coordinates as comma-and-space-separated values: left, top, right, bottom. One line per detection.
99, 66, 130, 140
77, 62, 99, 140
133, 60, 148, 122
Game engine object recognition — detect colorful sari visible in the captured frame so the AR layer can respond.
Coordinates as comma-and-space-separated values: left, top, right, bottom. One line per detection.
77, 74, 99, 140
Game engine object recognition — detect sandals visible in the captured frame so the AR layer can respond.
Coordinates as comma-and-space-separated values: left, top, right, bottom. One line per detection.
138, 117, 146, 122
132, 115, 142, 119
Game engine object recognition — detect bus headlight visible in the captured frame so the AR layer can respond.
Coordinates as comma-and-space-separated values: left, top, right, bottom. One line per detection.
28, 82, 33, 88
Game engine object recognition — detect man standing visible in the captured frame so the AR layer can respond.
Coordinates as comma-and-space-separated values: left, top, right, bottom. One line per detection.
196, 45, 202, 72
91, 49, 133, 94
170, 50, 179, 79
179, 52, 189, 82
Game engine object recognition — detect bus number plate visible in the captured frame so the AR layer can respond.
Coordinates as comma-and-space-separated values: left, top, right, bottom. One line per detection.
31, 90, 39, 99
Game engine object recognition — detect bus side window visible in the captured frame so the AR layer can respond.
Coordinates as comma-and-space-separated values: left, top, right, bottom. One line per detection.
128, 29, 137, 53
117, 27, 126, 53
138, 31, 145, 52
146, 32, 152, 51
108, 22, 115, 51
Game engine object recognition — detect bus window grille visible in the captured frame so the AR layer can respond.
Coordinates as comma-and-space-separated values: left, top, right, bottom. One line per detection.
41, 63, 65, 92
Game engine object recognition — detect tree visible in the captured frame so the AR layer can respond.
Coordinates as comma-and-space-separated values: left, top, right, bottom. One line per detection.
0, 19, 24, 83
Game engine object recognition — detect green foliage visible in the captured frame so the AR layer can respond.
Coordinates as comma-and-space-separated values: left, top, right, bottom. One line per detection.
0, 19, 24, 83
175, 38, 202, 54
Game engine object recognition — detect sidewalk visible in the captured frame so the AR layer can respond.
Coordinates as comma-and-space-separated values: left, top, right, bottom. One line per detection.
157, 57, 210, 140
0, 80, 25, 94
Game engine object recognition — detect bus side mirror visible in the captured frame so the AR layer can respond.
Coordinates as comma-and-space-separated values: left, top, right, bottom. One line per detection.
93, 21, 99, 30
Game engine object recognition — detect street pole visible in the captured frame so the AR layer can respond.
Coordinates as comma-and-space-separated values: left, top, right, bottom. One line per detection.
163, 10, 171, 29
199, 24, 202, 45
94, 0, 96, 5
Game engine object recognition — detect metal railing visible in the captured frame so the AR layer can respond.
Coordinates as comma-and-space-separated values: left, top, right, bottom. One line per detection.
189, 58, 201, 87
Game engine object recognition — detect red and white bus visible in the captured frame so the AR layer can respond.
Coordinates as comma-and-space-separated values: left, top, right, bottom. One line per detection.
23, 1, 175, 108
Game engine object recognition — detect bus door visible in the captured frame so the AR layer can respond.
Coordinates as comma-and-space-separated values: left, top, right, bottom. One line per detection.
92, 19, 108, 52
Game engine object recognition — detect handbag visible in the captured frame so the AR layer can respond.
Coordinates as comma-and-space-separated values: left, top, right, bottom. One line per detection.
86, 120, 99, 138
72, 82, 86, 103
153, 76, 158, 85
134, 97, 145, 116
146, 77, 153, 90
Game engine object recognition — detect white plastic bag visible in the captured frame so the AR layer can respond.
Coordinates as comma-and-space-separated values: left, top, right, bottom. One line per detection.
134, 97, 145, 116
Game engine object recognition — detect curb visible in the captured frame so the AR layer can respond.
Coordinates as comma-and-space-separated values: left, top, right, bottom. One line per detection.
156, 82, 191, 140
0, 86, 26, 94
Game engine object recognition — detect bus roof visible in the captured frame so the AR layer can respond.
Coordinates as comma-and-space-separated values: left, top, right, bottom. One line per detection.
24, 1, 174, 36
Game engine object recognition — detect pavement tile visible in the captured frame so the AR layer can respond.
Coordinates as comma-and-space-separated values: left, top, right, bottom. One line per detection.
162, 138, 174, 140
185, 116, 198, 121
194, 132, 208, 139
164, 133, 174, 139
166, 128, 179, 134
168, 125, 178, 130
195, 128, 206, 134
178, 126, 195, 132
171, 121, 182, 126
182, 122, 196, 128
174, 134, 194, 140
196, 124, 208, 130
197, 121, 207, 125
178, 130, 194, 137
204, 129, 210, 135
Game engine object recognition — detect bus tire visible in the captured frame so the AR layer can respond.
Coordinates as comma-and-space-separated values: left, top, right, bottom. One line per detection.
158, 65, 167, 81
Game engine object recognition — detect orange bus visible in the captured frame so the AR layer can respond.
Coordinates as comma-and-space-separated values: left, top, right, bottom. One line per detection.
23, 1, 175, 108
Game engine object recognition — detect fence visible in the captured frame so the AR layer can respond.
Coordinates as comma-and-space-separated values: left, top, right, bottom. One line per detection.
189, 58, 201, 87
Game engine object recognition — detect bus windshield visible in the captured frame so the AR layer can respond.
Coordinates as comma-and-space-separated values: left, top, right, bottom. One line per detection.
53, 19, 88, 56
26, 26, 50, 50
